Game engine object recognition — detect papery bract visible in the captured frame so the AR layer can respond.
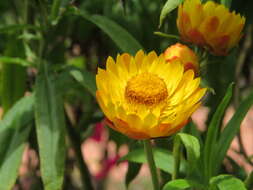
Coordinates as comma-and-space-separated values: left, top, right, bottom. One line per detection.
177, 0, 245, 55
96, 50, 206, 139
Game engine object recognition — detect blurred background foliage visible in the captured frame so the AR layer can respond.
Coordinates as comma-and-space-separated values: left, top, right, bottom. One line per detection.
0, 0, 252, 189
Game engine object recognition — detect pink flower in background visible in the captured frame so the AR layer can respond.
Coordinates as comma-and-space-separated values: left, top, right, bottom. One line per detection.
94, 155, 120, 180
90, 122, 106, 142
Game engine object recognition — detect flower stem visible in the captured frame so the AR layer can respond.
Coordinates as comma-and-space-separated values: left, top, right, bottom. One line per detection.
144, 139, 160, 190
172, 136, 181, 180
245, 170, 253, 189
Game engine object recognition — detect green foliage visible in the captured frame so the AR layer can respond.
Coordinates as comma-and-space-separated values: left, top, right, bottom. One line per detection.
70, 69, 96, 97
75, 9, 144, 55
0, 95, 34, 190
214, 88, 253, 174
204, 83, 234, 179
0, 0, 252, 189
35, 64, 66, 190
120, 148, 185, 174
210, 175, 246, 190
1, 39, 27, 113
159, 0, 183, 28
175, 133, 201, 178
162, 179, 192, 190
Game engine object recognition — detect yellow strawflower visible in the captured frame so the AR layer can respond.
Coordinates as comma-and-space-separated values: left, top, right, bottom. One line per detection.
177, 0, 245, 55
96, 50, 206, 139
164, 43, 199, 74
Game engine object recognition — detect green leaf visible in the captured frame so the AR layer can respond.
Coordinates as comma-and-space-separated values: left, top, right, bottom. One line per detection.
125, 162, 141, 188
75, 9, 143, 54
162, 179, 192, 190
70, 69, 96, 97
210, 175, 246, 190
1, 40, 28, 114
50, 0, 62, 24
204, 83, 233, 178
176, 133, 200, 171
35, 64, 66, 190
159, 0, 183, 28
0, 56, 33, 67
0, 95, 34, 190
120, 148, 185, 174
220, 0, 232, 8
214, 89, 253, 175
182, 121, 203, 147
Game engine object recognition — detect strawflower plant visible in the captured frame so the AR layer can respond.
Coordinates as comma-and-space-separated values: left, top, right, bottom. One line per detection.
96, 49, 206, 189
0, 0, 252, 190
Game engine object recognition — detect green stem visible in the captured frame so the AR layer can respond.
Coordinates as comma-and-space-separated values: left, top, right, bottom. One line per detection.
144, 139, 160, 190
66, 119, 94, 190
50, 0, 61, 22
172, 136, 181, 180
245, 170, 253, 189
153, 31, 180, 40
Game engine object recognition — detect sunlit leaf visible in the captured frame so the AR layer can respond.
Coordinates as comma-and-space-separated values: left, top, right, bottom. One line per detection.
159, 0, 183, 27
0, 56, 33, 67
176, 133, 200, 170
204, 83, 233, 178
210, 175, 246, 190
214, 89, 253, 175
35, 64, 66, 190
163, 179, 192, 190
0, 95, 34, 190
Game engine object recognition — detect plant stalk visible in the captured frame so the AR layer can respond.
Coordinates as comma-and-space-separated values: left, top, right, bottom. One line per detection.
66, 118, 94, 190
172, 136, 181, 180
245, 170, 253, 189
144, 139, 160, 190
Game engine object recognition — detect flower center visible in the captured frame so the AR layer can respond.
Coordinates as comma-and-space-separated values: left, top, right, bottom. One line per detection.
125, 72, 168, 106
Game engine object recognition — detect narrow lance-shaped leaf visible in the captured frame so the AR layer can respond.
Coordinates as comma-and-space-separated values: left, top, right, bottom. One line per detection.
214, 89, 253, 175
0, 95, 34, 190
159, 0, 183, 28
70, 69, 96, 97
204, 83, 233, 178
0, 56, 33, 67
71, 8, 143, 55
1, 39, 27, 114
35, 64, 66, 190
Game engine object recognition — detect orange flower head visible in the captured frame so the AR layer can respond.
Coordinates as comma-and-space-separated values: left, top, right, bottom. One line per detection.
164, 43, 199, 74
177, 0, 245, 55
96, 50, 206, 139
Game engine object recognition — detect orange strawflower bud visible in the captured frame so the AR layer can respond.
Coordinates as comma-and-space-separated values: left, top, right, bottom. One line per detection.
177, 0, 245, 55
164, 43, 199, 74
